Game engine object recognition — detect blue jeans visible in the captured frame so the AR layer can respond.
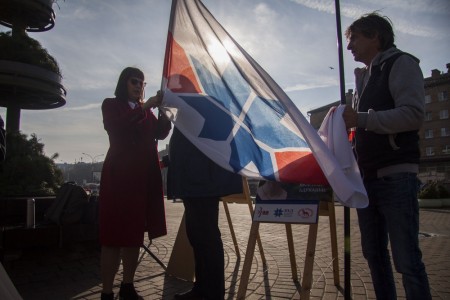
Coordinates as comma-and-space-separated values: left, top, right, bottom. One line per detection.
183, 197, 224, 300
357, 172, 431, 300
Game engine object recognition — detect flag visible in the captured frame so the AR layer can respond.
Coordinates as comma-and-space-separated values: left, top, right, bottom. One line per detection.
161, 0, 367, 208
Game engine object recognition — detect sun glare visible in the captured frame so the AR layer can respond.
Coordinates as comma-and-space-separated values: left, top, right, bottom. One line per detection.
207, 40, 230, 66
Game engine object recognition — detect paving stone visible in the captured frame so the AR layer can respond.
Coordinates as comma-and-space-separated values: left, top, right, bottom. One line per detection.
2, 202, 448, 299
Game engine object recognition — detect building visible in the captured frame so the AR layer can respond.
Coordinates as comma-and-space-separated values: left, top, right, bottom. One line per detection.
419, 63, 450, 183
307, 89, 353, 129
307, 63, 450, 185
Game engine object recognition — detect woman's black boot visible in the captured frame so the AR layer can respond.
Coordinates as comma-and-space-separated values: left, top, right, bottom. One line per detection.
101, 292, 114, 300
119, 282, 143, 300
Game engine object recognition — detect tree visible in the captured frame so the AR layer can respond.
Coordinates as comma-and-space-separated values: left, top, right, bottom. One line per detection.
0, 131, 63, 196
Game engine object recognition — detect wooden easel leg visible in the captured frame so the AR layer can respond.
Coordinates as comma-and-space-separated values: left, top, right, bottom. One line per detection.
236, 221, 260, 300
301, 223, 319, 300
328, 201, 340, 286
285, 223, 298, 282
223, 201, 240, 259
246, 199, 266, 265
256, 231, 266, 265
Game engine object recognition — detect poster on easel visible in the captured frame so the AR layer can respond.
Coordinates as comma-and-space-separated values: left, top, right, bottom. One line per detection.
253, 181, 331, 224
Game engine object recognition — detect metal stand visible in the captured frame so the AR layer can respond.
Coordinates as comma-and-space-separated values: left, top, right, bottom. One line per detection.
141, 240, 167, 270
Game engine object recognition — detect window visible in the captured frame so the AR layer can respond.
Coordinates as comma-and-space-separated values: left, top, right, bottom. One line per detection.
441, 128, 450, 137
426, 166, 437, 173
424, 94, 431, 103
425, 112, 432, 121
440, 110, 449, 119
425, 129, 433, 139
426, 147, 435, 156
438, 91, 448, 102
443, 145, 450, 155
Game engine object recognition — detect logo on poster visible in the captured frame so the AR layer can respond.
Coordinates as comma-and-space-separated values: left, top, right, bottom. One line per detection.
298, 208, 314, 218
256, 207, 269, 218
283, 208, 294, 217
274, 208, 283, 217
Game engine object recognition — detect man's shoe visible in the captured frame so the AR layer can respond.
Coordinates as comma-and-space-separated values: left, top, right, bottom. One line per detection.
173, 289, 203, 300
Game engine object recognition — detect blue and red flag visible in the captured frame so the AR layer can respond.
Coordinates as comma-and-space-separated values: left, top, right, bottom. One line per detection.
160, 0, 367, 208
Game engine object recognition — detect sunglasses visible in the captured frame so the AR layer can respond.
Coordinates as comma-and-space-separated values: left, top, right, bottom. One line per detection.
129, 78, 146, 87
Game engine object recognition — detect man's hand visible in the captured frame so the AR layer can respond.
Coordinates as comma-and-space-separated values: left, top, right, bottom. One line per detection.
342, 105, 358, 129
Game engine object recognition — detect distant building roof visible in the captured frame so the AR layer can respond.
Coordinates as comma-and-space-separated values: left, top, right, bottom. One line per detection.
307, 100, 340, 116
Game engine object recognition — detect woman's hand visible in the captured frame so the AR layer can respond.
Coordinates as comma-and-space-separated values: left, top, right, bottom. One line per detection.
142, 90, 163, 110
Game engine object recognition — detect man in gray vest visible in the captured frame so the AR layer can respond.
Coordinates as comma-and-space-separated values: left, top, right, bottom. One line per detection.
342, 12, 431, 300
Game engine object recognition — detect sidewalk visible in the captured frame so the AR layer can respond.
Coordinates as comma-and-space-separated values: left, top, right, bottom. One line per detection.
2, 200, 450, 299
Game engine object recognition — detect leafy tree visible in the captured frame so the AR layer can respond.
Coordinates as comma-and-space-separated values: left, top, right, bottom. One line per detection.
0, 131, 63, 196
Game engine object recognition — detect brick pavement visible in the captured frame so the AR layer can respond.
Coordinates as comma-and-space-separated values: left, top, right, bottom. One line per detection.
2, 201, 450, 299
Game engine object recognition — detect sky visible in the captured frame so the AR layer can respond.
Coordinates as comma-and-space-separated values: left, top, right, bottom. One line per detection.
1, 0, 449, 164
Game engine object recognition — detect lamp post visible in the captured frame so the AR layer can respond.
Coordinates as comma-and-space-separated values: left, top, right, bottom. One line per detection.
82, 153, 104, 182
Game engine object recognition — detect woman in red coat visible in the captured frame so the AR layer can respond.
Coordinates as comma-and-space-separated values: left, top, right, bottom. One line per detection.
99, 67, 171, 300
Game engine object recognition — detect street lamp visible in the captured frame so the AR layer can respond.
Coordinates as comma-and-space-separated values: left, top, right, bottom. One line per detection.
82, 153, 104, 182
82, 152, 104, 164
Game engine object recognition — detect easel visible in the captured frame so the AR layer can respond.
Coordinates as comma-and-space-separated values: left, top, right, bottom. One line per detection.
221, 177, 266, 263
165, 213, 195, 281
237, 195, 340, 300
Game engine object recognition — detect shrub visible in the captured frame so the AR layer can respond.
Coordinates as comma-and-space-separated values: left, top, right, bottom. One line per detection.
418, 181, 450, 199
0, 31, 61, 75
437, 184, 450, 198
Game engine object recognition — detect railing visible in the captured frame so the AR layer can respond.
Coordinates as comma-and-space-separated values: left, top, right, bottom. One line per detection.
0, 196, 56, 227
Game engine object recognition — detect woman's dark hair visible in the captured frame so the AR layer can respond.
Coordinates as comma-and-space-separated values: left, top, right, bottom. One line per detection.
345, 12, 395, 51
114, 67, 145, 100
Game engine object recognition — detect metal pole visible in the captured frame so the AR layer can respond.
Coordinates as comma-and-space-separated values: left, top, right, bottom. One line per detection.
333, 0, 351, 299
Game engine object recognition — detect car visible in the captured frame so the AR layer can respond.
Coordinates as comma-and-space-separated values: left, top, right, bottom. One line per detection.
83, 183, 100, 196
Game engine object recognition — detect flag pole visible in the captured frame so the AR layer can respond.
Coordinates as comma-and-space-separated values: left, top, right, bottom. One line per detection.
334, 0, 351, 299
158, 0, 177, 124
160, 0, 177, 92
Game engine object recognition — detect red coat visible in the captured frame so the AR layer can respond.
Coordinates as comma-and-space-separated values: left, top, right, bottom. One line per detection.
99, 98, 171, 247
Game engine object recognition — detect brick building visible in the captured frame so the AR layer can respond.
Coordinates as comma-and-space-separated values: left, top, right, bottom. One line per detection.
307, 89, 353, 130
419, 63, 450, 183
